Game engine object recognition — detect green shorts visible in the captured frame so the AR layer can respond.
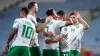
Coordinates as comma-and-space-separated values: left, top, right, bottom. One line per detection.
30, 46, 42, 56
60, 51, 70, 56
69, 50, 80, 56
43, 49, 60, 56
8, 46, 31, 56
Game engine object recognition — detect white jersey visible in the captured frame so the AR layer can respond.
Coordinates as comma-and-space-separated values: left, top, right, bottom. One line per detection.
44, 19, 66, 50
30, 32, 39, 47
12, 18, 36, 47
69, 23, 84, 51
27, 14, 39, 47
59, 26, 70, 52
60, 23, 84, 52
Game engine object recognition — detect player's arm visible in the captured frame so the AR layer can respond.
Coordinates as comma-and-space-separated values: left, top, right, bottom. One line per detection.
65, 19, 73, 26
36, 22, 48, 33
58, 18, 73, 28
5, 29, 17, 51
36, 16, 52, 33
77, 12, 89, 30
37, 17, 46, 23
5, 19, 19, 51
43, 31, 53, 37
45, 27, 67, 44
45, 34, 64, 44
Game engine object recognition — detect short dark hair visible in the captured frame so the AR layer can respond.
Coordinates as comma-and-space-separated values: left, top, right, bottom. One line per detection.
28, 2, 36, 9
21, 7, 28, 15
57, 10, 65, 16
46, 8, 54, 16
70, 12, 76, 16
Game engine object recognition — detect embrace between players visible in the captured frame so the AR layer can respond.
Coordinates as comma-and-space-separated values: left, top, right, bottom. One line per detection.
5, 1, 89, 56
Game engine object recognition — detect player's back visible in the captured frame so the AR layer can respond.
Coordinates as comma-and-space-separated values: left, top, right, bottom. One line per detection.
12, 18, 36, 47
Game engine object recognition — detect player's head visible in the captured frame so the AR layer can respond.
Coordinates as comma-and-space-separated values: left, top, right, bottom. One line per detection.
28, 2, 38, 13
69, 12, 78, 24
20, 7, 28, 18
57, 10, 65, 20
57, 10, 65, 17
46, 8, 57, 19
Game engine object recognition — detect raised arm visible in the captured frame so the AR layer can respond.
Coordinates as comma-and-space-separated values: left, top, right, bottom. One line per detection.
36, 16, 52, 33
65, 18, 73, 26
76, 12, 89, 30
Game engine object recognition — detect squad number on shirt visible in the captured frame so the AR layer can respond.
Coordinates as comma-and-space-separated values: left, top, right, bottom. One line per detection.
21, 24, 33, 39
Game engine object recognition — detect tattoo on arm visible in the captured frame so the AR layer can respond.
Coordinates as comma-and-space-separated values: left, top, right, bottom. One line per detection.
6, 29, 18, 44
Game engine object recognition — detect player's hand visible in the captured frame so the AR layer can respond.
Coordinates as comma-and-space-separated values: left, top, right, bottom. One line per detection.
45, 16, 52, 23
45, 39, 51, 44
5, 43, 9, 51
46, 32, 53, 37
74, 12, 81, 19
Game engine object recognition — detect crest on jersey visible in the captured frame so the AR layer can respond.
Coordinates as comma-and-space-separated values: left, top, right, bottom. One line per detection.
64, 28, 67, 31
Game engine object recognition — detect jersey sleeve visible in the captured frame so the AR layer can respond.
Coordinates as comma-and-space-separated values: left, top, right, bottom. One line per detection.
12, 19, 19, 29
60, 27, 68, 35
58, 20, 66, 27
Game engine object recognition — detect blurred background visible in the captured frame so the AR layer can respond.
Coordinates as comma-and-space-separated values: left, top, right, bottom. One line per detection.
0, 0, 100, 56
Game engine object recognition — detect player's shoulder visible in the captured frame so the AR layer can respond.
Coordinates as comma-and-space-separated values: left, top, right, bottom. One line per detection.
14, 18, 21, 22
78, 23, 84, 28
55, 20, 63, 24
14, 18, 28, 22
27, 14, 35, 19
15, 18, 20, 20
16, 18, 26, 21
26, 19, 36, 26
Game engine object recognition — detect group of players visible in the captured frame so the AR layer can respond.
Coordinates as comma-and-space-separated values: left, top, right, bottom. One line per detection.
5, 1, 89, 56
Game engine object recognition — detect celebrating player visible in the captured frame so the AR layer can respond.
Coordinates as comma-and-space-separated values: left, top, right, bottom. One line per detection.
45, 12, 89, 56
43, 8, 73, 56
44, 10, 71, 56
27, 2, 51, 56
69, 12, 89, 56
5, 7, 35, 56
57, 10, 65, 20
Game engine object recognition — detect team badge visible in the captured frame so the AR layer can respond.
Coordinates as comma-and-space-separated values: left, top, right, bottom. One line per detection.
64, 28, 67, 31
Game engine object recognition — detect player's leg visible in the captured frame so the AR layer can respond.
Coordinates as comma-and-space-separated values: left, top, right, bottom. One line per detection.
30, 46, 42, 56
75, 50, 80, 56
60, 51, 70, 56
43, 49, 60, 56
21, 46, 31, 56
69, 50, 75, 56
43, 49, 49, 56
69, 50, 80, 56
8, 46, 21, 56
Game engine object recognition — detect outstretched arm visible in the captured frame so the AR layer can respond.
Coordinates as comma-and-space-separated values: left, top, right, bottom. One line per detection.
45, 34, 64, 44
36, 16, 52, 33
